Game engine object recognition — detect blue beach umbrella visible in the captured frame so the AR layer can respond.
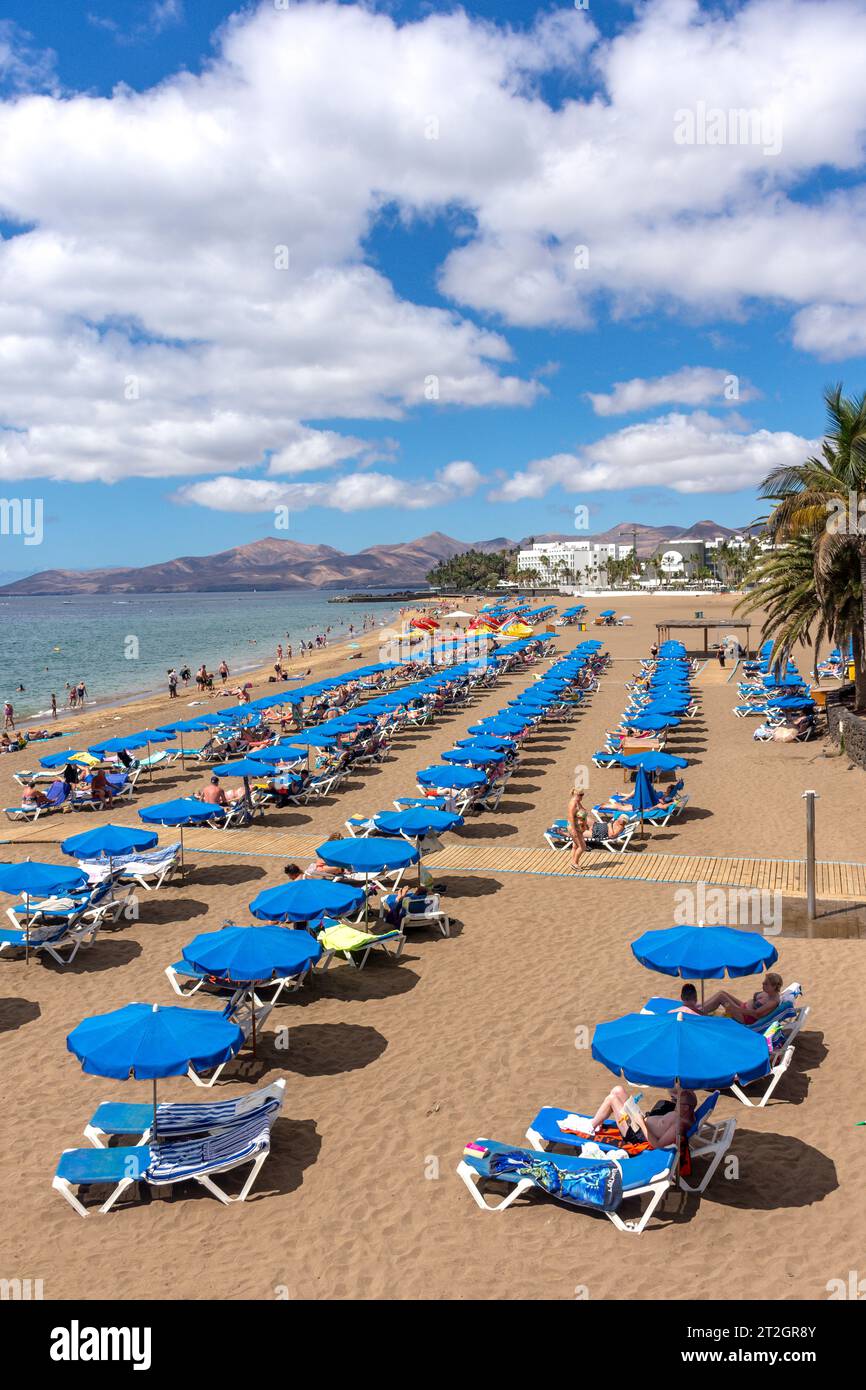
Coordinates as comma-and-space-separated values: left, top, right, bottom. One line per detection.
139, 797, 216, 873
456, 734, 516, 751
88, 735, 147, 756
592, 1010, 770, 1090
38, 748, 94, 769
416, 765, 486, 790
182, 923, 322, 983
372, 806, 463, 883
625, 714, 680, 731
249, 879, 365, 925
440, 746, 503, 766
253, 744, 308, 764
599, 609, 616, 617
181, 925, 321, 1051
631, 766, 659, 837
316, 836, 419, 923
468, 718, 526, 736
0, 860, 90, 961
212, 757, 274, 779
67, 1001, 244, 1135
631, 924, 778, 1001
617, 752, 688, 773
60, 824, 158, 888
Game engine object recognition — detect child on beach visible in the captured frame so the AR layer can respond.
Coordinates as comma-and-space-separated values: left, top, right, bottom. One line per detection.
3, 700, 13, 730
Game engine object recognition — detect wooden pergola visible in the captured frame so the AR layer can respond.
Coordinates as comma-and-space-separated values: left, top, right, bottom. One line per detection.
656, 619, 753, 655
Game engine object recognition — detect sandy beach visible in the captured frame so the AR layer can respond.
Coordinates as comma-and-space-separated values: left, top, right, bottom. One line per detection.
1, 591, 863, 1302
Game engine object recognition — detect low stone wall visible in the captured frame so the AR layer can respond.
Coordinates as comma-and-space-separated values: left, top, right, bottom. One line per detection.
826, 704, 866, 769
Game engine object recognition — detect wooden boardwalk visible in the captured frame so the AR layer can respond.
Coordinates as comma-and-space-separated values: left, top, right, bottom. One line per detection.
4, 815, 859, 900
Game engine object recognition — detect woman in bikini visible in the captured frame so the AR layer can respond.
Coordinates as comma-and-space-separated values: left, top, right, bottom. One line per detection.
698, 972, 783, 1025
567, 788, 630, 870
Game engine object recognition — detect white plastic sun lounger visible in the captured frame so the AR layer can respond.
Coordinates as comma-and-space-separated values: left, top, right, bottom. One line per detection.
53, 1112, 275, 1216
457, 1139, 676, 1234
525, 1093, 735, 1197
729, 1004, 811, 1107
84, 1078, 286, 1146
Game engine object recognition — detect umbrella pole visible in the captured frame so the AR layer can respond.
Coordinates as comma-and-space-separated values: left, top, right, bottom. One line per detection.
180, 825, 185, 880
152, 1078, 158, 1140
24, 889, 30, 965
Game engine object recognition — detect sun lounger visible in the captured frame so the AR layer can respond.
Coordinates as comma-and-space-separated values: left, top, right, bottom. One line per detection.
118, 843, 182, 891
0, 897, 122, 963
525, 1093, 735, 1196
187, 988, 287, 1087
84, 1078, 286, 1146
729, 999, 810, 1108
53, 1112, 275, 1216
457, 1138, 675, 1233
316, 921, 405, 969
394, 795, 448, 811
4, 781, 71, 822
344, 814, 377, 837
381, 891, 450, 937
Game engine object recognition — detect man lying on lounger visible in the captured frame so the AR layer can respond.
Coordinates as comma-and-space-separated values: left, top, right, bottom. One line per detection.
586, 1084, 697, 1150
697, 972, 783, 1025
567, 789, 630, 869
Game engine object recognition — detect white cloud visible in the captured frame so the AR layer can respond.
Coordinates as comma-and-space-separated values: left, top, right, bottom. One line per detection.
0, 21, 56, 94
490, 412, 815, 500
175, 460, 484, 514
587, 366, 757, 416
0, 0, 863, 506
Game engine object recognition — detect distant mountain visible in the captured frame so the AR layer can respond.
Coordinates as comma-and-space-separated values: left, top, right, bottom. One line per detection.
0, 520, 753, 595
0, 532, 520, 596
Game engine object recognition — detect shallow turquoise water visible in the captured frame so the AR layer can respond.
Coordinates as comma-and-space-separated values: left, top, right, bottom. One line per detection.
0, 590, 398, 721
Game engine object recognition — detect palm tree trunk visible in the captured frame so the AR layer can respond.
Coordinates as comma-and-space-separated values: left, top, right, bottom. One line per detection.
854, 556, 866, 711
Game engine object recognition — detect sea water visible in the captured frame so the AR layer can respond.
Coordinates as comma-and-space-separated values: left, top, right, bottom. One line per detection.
0, 590, 400, 721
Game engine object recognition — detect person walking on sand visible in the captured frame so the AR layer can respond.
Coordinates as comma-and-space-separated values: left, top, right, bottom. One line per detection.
717, 644, 726, 670
3, 700, 14, 730
51, 693, 57, 720
168, 668, 178, 699
219, 659, 229, 684
76, 679, 87, 706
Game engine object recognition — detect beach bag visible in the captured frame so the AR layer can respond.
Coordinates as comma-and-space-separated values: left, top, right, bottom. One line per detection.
489, 1149, 623, 1212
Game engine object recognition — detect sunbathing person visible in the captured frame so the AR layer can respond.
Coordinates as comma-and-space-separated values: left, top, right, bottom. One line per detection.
588, 1084, 697, 1150
201, 775, 229, 808
698, 972, 783, 1025
88, 769, 113, 806
21, 782, 48, 809
597, 782, 681, 814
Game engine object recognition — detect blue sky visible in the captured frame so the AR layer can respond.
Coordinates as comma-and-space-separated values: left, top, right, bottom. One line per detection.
1, 0, 865, 573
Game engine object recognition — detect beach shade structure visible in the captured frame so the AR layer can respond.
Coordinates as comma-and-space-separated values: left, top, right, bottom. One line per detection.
456, 734, 516, 752
252, 744, 308, 765
599, 610, 616, 618
372, 807, 463, 884
39, 748, 101, 770
315, 837, 419, 924
154, 717, 215, 765
249, 879, 365, 926
624, 714, 680, 732
440, 746, 504, 767
416, 765, 487, 792
593, 1010, 770, 1090
212, 757, 275, 801
631, 766, 660, 838
468, 716, 528, 737
181, 925, 322, 1052
67, 1002, 244, 1137
0, 860, 90, 963
617, 752, 688, 774
592, 1008, 770, 1180
60, 823, 158, 898
88, 735, 148, 757
631, 924, 779, 1005
139, 798, 217, 874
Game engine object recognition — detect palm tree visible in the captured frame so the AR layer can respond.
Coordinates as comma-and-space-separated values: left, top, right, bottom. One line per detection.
737, 530, 862, 692
759, 384, 866, 703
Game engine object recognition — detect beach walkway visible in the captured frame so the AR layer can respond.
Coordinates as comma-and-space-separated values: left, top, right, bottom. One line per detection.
6, 815, 863, 899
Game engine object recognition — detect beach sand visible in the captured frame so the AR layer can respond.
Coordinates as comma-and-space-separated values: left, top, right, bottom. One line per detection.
0, 592, 863, 1301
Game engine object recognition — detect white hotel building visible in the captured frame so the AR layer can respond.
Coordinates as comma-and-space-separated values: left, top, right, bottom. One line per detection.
517, 539, 635, 587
